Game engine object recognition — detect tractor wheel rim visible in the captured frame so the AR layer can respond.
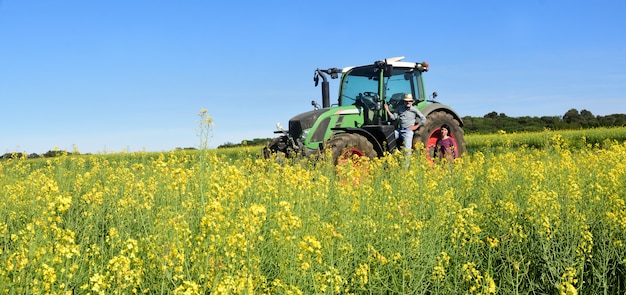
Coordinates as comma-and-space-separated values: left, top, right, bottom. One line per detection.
337, 148, 365, 165
340, 147, 365, 158
426, 129, 441, 161
336, 148, 370, 186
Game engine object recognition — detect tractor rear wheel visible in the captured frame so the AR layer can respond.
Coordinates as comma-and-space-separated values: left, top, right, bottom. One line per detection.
326, 133, 376, 165
416, 112, 465, 160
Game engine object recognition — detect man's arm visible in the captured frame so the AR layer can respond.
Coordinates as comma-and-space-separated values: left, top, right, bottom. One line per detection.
415, 109, 426, 126
384, 103, 397, 120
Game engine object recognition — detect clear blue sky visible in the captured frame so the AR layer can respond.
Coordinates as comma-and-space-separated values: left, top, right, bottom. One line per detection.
2, 1, 625, 154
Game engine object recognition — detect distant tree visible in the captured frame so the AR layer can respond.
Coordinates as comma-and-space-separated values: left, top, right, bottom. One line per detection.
461, 116, 481, 132
484, 111, 498, 119
579, 109, 599, 128
248, 138, 272, 146
580, 109, 594, 121
540, 116, 559, 124
614, 114, 626, 126
217, 138, 273, 149
540, 116, 560, 129
217, 142, 237, 149
563, 109, 580, 124
598, 114, 626, 127
462, 116, 473, 125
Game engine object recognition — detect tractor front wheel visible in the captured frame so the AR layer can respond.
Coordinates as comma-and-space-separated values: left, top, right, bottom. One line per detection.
326, 133, 376, 165
263, 135, 295, 159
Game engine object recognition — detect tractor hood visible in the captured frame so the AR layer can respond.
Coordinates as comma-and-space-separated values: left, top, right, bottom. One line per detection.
288, 108, 328, 138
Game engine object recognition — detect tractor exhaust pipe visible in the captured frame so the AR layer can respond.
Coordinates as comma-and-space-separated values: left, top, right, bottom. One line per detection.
315, 69, 330, 108
315, 68, 340, 108
322, 80, 330, 108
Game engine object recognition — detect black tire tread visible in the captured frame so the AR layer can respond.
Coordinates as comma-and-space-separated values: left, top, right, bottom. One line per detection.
326, 133, 376, 164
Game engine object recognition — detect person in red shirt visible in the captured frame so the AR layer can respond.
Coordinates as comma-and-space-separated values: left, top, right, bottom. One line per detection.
437, 124, 456, 162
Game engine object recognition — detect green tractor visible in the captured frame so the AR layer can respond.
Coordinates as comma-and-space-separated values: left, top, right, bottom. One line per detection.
263, 56, 465, 163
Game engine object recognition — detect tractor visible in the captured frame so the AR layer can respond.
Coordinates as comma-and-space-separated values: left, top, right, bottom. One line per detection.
263, 56, 465, 163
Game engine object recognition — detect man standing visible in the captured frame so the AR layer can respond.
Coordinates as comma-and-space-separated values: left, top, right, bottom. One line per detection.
384, 94, 427, 154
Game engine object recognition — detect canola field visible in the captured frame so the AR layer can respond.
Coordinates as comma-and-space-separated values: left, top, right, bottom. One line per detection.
1, 127, 625, 294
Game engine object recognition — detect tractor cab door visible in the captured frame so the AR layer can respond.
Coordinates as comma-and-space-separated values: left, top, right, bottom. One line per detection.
384, 69, 424, 113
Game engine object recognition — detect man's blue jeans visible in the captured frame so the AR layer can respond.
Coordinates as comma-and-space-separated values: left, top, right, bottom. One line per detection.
395, 128, 414, 153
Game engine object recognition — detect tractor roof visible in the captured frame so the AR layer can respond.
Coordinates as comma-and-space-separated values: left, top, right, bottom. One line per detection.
341, 56, 422, 73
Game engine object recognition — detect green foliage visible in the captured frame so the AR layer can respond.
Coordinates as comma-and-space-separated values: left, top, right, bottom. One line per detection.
217, 138, 273, 149
463, 109, 626, 134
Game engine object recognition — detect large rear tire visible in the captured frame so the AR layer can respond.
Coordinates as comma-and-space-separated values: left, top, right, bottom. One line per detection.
326, 133, 376, 165
416, 112, 465, 160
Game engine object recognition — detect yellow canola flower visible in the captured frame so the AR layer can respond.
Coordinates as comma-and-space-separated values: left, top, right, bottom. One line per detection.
2, 129, 626, 294
432, 252, 450, 282
556, 267, 579, 295
173, 280, 201, 295
462, 262, 496, 294
486, 237, 499, 248
367, 244, 388, 265
354, 263, 370, 285
57, 195, 72, 213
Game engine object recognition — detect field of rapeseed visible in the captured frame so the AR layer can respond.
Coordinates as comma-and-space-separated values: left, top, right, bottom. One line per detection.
1, 128, 625, 294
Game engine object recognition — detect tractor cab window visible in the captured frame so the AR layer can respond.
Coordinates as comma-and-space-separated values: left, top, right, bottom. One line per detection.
339, 73, 378, 107
339, 66, 423, 112
385, 69, 422, 112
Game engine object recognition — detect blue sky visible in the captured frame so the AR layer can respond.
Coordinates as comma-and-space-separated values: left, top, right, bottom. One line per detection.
1, 1, 625, 154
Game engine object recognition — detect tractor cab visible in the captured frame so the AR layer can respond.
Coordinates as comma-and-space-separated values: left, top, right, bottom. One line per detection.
338, 58, 429, 126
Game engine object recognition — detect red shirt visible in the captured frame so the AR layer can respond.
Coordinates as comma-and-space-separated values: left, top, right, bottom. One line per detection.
437, 137, 455, 158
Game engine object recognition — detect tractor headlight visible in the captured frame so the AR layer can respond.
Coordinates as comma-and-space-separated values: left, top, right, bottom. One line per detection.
300, 129, 310, 141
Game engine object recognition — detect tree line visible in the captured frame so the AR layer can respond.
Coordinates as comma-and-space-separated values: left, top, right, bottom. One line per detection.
463, 108, 626, 134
